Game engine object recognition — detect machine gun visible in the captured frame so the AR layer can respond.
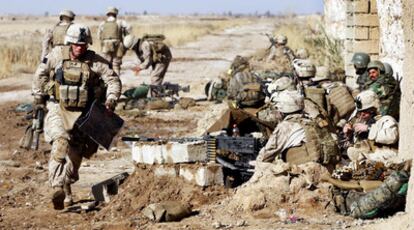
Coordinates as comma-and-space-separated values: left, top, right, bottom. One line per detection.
122, 135, 266, 187
20, 105, 45, 150
150, 82, 190, 98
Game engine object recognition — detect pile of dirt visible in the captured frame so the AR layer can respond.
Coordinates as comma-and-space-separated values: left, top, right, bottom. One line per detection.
94, 165, 230, 226
223, 160, 337, 219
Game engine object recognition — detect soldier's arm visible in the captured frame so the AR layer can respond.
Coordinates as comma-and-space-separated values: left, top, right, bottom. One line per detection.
368, 116, 399, 145
33, 49, 58, 97
92, 55, 122, 101
256, 122, 293, 162
97, 22, 104, 41
120, 20, 132, 35
138, 41, 152, 70
40, 29, 53, 61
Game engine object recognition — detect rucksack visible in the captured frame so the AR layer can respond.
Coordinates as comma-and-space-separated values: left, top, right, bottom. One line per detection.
227, 71, 265, 107
142, 34, 168, 62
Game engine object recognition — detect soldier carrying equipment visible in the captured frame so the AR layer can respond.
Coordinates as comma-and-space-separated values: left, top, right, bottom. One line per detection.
20, 101, 46, 150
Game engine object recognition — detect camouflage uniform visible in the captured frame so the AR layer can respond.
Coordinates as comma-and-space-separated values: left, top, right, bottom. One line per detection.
32, 46, 121, 189
97, 15, 131, 76
41, 22, 73, 61
133, 39, 172, 86
363, 73, 398, 116
266, 45, 295, 71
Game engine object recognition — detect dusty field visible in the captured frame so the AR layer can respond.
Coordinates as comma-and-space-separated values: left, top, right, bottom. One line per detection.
0, 15, 400, 229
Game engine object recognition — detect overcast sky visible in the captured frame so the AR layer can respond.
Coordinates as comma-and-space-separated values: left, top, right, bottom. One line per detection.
0, 0, 324, 15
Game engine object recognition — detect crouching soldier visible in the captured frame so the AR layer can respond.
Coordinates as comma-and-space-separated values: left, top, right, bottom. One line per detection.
123, 34, 172, 96
32, 23, 121, 209
256, 90, 340, 168
343, 90, 399, 164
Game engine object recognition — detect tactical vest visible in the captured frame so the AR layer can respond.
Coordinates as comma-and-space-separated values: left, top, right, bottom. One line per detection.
327, 84, 355, 118
305, 87, 326, 111
52, 23, 71, 46
50, 48, 94, 110
227, 71, 265, 107
101, 21, 120, 40
284, 116, 340, 166
143, 34, 168, 63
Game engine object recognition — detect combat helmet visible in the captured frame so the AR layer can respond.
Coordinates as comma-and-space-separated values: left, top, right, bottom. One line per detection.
228, 55, 249, 75
296, 48, 309, 59
351, 52, 370, 69
355, 90, 380, 112
106, 7, 119, 16
383, 62, 394, 77
275, 35, 288, 45
312, 66, 330, 82
273, 90, 304, 113
123, 34, 139, 49
267, 76, 296, 95
367, 60, 385, 74
293, 59, 316, 78
59, 10, 75, 20
64, 23, 92, 45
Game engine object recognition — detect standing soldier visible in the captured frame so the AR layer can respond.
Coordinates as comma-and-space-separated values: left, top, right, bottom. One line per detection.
97, 7, 131, 76
364, 60, 398, 117
351, 52, 370, 94
123, 34, 172, 96
41, 10, 75, 61
33, 23, 121, 210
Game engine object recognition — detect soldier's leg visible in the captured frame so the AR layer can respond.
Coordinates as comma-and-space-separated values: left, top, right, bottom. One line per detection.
44, 102, 70, 209
150, 61, 170, 96
63, 144, 83, 206
102, 52, 114, 69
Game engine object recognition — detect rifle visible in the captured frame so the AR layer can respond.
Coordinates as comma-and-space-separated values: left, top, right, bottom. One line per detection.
150, 82, 190, 98
122, 135, 266, 187
20, 105, 45, 150
265, 33, 276, 50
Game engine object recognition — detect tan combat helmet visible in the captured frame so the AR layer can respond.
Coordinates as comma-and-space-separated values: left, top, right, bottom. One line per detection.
274, 34, 287, 45
355, 90, 380, 112
123, 34, 139, 49
106, 7, 119, 16
64, 23, 93, 45
312, 66, 330, 82
296, 48, 309, 59
273, 90, 304, 113
59, 10, 75, 20
267, 76, 296, 95
292, 59, 316, 78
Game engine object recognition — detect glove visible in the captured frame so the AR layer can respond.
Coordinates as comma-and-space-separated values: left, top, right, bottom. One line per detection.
105, 98, 117, 111
33, 95, 47, 110
133, 66, 142, 76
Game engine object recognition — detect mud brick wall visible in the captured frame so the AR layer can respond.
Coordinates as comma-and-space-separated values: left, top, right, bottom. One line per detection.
344, 0, 380, 89
401, 0, 414, 216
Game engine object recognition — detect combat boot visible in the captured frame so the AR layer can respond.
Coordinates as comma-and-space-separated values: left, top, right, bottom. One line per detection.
63, 183, 74, 207
51, 186, 65, 210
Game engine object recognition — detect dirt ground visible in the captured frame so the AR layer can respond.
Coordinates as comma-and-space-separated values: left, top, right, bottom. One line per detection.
0, 16, 401, 229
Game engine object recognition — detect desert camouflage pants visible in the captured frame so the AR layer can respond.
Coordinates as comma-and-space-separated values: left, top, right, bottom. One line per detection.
150, 61, 170, 85
44, 102, 83, 188
103, 52, 122, 76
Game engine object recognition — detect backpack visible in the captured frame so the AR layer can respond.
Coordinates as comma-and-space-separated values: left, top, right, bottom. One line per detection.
142, 34, 168, 62
227, 71, 265, 107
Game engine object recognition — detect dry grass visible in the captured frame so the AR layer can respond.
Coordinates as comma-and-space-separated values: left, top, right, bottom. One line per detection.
273, 15, 344, 70
0, 16, 252, 79
0, 39, 42, 79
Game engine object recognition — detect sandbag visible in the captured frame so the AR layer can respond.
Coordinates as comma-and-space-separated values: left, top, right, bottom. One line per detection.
142, 201, 192, 222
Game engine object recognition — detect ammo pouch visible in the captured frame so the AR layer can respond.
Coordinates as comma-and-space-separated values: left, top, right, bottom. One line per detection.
59, 85, 88, 108
53, 60, 91, 109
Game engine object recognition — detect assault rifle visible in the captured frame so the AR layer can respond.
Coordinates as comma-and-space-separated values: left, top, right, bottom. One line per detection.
20, 105, 45, 150
150, 82, 190, 98
122, 135, 266, 187
265, 33, 276, 50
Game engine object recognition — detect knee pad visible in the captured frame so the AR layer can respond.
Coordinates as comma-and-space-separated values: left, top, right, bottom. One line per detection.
51, 138, 69, 163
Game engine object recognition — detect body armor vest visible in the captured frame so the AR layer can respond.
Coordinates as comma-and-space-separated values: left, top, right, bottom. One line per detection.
50, 48, 94, 110
284, 116, 340, 166
101, 21, 120, 40
227, 71, 265, 107
52, 23, 71, 46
